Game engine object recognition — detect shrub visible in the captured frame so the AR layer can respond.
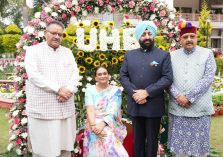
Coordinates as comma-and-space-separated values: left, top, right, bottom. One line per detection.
215, 58, 223, 76
66, 24, 77, 36
5, 24, 22, 34
0, 35, 3, 54
1, 34, 21, 55
0, 27, 3, 35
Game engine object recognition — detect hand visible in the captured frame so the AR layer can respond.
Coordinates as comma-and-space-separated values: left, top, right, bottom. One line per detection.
98, 130, 107, 138
137, 98, 147, 105
91, 122, 106, 135
58, 87, 73, 100
176, 95, 191, 108
132, 89, 149, 103
57, 96, 67, 103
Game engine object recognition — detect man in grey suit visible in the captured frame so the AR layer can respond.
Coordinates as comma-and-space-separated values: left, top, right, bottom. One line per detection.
120, 21, 173, 157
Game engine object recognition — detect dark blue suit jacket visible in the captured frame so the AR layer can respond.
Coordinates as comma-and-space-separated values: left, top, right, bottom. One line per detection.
120, 48, 173, 117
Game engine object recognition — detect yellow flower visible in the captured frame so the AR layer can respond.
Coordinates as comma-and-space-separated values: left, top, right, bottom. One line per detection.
118, 55, 124, 62
101, 62, 108, 68
73, 36, 77, 45
119, 49, 126, 53
78, 66, 86, 74
96, 44, 100, 50
78, 21, 85, 28
98, 53, 106, 61
158, 45, 166, 50
85, 37, 90, 44
91, 20, 100, 27
63, 32, 68, 38
124, 21, 132, 27
77, 50, 84, 58
112, 57, 119, 65
93, 60, 101, 67
85, 57, 93, 64
107, 21, 114, 27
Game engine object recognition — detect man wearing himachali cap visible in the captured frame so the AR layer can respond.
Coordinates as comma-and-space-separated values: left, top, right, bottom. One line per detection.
120, 21, 173, 157
168, 21, 216, 157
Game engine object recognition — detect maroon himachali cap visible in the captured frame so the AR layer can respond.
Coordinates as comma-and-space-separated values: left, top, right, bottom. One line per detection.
178, 21, 197, 36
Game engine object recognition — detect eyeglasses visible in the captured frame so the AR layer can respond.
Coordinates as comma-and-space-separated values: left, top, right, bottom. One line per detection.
46, 30, 63, 37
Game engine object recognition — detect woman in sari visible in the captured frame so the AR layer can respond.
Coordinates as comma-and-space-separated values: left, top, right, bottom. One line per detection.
83, 66, 129, 157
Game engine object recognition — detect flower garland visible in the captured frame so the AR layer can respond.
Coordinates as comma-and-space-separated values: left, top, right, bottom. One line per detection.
9, 0, 179, 155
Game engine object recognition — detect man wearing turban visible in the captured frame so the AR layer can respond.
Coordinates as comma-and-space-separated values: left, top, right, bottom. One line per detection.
120, 21, 173, 157
168, 21, 216, 157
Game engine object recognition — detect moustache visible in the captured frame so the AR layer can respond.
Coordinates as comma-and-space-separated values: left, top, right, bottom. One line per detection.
143, 39, 152, 43
186, 41, 193, 44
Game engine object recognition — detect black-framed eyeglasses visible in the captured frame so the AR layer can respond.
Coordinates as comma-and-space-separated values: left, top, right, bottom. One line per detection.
46, 30, 63, 37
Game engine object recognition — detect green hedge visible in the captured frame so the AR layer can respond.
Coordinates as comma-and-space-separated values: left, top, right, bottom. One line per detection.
5, 24, 22, 34
1, 34, 21, 56
215, 58, 223, 76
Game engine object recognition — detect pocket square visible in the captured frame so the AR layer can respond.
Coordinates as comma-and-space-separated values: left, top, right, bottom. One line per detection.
150, 61, 159, 67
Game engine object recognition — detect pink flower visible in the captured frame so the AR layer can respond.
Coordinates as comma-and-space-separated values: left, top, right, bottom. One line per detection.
143, 7, 148, 12
46, 17, 53, 23
159, 10, 166, 17
52, 0, 59, 6
22, 34, 29, 39
14, 117, 20, 125
170, 47, 176, 51
168, 32, 174, 38
23, 73, 28, 79
153, 0, 159, 3
15, 129, 21, 135
98, 0, 104, 6
105, 0, 109, 3
62, 13, 67, 19
41, 11, 47, 19
161, 19, 167, 26
19, 98, 26, 103
74, 6, 80, 12
117, 0, 123, 5
54, 5, 60, 10
33, 41, 39, 45
65, 1, 72, 9
128, 1, 135, 8
70, 11, 75, 16
80, 0, 85, 4
87, 6, 91, 11
22, 85, 26, 91
154, 21, 158, 27
16, 138, 22, 145
21, 52, 26, 57
22, 110, 27, 116
150, 5, 155, 11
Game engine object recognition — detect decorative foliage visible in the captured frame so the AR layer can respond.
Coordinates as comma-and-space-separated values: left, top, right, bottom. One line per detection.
9, 0, 179, 155
197, 0, 212, 48
5, 24, 22, 35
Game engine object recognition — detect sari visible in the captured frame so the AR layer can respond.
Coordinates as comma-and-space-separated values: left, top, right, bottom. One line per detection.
83, 85, 128, 157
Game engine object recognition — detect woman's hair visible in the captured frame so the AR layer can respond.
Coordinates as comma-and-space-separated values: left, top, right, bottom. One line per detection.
95, 66, 108, 75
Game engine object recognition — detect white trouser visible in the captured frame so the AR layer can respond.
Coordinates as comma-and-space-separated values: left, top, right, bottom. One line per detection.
33, 150, 71, 157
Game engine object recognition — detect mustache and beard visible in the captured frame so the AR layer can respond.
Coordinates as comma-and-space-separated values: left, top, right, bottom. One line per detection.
139, 39, 154, 51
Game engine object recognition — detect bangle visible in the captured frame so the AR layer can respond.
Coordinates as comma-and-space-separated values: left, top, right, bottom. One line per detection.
90, 124, 96, 126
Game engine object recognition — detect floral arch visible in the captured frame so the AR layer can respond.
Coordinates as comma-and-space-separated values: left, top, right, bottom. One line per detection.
9, 0, 179, 155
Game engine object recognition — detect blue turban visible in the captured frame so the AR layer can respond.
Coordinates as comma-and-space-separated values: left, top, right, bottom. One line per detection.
135, 21, 157, 41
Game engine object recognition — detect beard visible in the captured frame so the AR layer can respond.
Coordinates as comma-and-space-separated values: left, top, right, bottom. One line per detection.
139, 39, 154, 51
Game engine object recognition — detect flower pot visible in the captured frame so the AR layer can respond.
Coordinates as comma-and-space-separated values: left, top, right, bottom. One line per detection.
212, 110, 220, 116
0, 98, 15, 110
218, 109, 223, 115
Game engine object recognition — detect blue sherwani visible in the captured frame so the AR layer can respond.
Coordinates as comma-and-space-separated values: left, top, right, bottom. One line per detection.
119, 47, 173, 157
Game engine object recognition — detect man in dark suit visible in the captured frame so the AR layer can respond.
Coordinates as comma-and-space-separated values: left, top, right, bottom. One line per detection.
120, 21, 173, 157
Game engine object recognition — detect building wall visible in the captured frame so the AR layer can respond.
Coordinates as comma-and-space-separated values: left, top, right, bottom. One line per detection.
174, 0, 199, 13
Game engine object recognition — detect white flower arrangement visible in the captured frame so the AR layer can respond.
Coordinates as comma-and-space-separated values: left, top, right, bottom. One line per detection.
123, 28, 140, 50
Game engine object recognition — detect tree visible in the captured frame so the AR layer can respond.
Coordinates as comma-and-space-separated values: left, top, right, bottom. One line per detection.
0, 0, 9, 16
197, 0, 212, 48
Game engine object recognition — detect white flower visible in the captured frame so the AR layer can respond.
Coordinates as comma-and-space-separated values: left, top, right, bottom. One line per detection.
123, 28, 140, 50
94, 7, 99, 14
74, 147, 79, 153
77, 82, 82, 87
119, 86, 124, 91
72, 0, 78, 5
149, 14, 156, 20
7, 143, 14, 151
19, 62, 25, 68
82, 10, 88, 17
12, 110, 19, 117
15, 90, 23, 98
87, 77, 92, 82
110, 80, 117, 86
39, 21, 47, 28
26, 26, 35, 34
44, 7, 52, 13
169, 13, 175, 19
86, 83, 92, 87
107, 5, 112, 12
12, 124, 18, 130
21, 118, 28, 125
38, 31, 45, 37
34, 12, 41, 19
58, 0, 65, 3
21, 133, 28, 138
23, 46, 29, 50
9, 134, 17, 140
82, 88, 86, 92
16, 149, 22, 155
60, 5, 67, 10
51, 12, 58, 17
